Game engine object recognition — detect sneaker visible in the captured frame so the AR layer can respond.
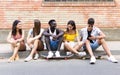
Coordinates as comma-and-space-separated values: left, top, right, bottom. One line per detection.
108, 56, 118, 63
90, 56, 96, 64
77, 52, 86, 57
47, 51, 54, 58
66, 52, 72, 56
55, 51, 61, 57
24, 56, 32, 62
34, 53, 39, 60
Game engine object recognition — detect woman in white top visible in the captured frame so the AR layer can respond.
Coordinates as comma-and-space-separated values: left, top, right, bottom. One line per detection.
24, 19, 44, 62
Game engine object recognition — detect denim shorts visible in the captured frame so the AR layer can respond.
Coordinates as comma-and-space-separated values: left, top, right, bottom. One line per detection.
83, 41, 100, 51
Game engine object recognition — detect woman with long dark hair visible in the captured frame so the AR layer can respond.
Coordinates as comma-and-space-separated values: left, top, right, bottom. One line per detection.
7, 20, 26, 62
64, 20, 86, 56
24, 19, 44, 62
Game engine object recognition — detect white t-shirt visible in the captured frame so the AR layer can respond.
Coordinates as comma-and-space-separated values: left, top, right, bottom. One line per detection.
48, 28, 57, 40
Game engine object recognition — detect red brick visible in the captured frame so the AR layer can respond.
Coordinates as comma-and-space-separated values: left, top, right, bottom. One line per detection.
0, 0, 120, 29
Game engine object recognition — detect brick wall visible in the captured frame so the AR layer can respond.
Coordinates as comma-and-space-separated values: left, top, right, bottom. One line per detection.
0, 0, 120, 29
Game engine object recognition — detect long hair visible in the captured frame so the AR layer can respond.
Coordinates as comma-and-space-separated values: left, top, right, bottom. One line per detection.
12, 20, 22, 36
33, 19, 41, 37
66, 20, 76, 32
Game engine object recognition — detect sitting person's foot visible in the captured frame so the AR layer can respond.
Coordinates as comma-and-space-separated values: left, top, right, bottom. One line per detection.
24, 56, 32, 62
76, 51, 86, 57
55, 51, 60, 57
34, 53, 39, 60
47, 51, 54, 58
108, 56, 118, 63
90, 56, 96, 64
8, 56, 15, 63
15, 54, 19, 60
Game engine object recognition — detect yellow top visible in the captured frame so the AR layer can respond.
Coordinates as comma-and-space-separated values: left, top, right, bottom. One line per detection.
64, 30, 78, 42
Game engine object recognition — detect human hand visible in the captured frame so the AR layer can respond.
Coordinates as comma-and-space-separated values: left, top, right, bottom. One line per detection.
88, 35, 96, 40
52, 35, 58, 40
29, 38, 34, 43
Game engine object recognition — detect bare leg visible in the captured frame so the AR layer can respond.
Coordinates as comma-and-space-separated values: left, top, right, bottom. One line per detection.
64, 42, 79, 54
35, 40, 44, 54
29, 39, 39, 57
57, 36, 63, 51
8, 43, 20, 62
74, 42, 84, 51
98, 39, 112, 57
45, 36, 52, 51
85, 40, 96, 64
85, 40, 94, 57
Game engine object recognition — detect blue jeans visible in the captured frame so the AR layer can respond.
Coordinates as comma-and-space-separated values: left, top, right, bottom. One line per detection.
50, 40, 59, 51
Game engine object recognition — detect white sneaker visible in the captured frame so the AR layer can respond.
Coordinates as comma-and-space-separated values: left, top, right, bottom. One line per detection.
55, 51, 60, 57
77, 52, 86, 57
90, 56, 96, 64
34, 53, 39, 60
66, 52, 72, 56
47, 51, 54, 58
108, 56, 118, 63
24, 56, 32, 62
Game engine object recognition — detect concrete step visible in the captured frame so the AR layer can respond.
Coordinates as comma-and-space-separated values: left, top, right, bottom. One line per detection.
0, 28, 120, 43
0, 41, 120, 59
1, 41, 120, 53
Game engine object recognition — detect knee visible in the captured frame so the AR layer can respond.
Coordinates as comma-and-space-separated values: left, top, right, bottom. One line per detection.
16, 42, 20, 47
64, 42, 69, 46
78, 42, 83, 46
34, 39, 39, 42
27, 41, 31, 45
34, 39, 40, 44
27, 39, 32, 45
98, 38, 105, 44
85, 40, 90, 44
58, 36, 63, 41
45, 37, 49, 42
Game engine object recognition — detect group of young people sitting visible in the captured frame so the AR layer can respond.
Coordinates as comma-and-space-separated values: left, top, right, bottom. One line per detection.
7, 18, 118, 64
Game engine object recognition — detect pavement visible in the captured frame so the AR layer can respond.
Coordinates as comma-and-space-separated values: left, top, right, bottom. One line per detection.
0, 41, 120, 59
0, 41, 120, 53
0, 41, 120, 75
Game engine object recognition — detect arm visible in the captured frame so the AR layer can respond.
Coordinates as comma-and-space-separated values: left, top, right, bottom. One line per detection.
32, 29, 44, 40
96, 31, 106, 39
89, 28, 106, 40
7, 31, 12, 43
43, 28, 52, 37
54, 29, 64, 39
76, 30, 84, 45
7, 31, 16, 44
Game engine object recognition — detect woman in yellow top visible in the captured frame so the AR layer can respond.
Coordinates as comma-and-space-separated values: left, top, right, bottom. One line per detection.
64, 20, 86, 56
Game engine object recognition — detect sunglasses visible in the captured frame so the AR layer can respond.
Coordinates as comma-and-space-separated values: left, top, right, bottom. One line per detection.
88, 24, 93, 27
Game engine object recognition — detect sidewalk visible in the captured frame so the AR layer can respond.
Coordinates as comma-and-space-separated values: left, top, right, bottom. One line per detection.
0, 41, 120, 53
0, 41, 120, 59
